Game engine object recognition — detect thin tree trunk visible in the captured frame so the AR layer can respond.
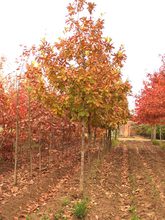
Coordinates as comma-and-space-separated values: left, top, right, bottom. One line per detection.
153, 125, 156, 140
14, 76, 19, 185
108, 128, 112, 150
48, 127, 52, 166
114, 129, 118, 140
151, 125, 153, 140
39, 128, 42, 173
28, 88, 32, 177
80, 118, 85, 193
87, 120, 92, 165
87, 119, 92, 147
104, 131, 107, 151
94, 127, 97, 146
160, 125, 162, 141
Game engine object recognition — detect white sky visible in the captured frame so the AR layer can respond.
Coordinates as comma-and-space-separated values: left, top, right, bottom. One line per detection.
0, 0, 165, 108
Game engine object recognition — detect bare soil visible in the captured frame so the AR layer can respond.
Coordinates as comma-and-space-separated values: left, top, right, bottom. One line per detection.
1, 140, 165, 220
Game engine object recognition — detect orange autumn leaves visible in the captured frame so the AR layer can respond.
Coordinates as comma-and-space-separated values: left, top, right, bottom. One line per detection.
23, 0, 130, 129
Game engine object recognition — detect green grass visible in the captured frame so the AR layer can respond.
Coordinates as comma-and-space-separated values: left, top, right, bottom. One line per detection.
111, 139, 119, 147
61, 197, 70, 207
160, 141, 165, 149
54, 210, 64, 220
73, 198, 89, 219
152, 139, 165, 149
41, 214, 50, 220
131, 215, 140, 220
129, 205, 140, 220
129, 205, 136, 213
152, 139, 160, 145
26, 215, 31, 220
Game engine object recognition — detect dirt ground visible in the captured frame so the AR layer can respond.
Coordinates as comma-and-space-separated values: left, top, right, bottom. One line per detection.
1, 140, 165, 220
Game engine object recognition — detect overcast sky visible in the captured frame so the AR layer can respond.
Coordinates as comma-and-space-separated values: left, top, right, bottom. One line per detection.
0, 0, 165, 108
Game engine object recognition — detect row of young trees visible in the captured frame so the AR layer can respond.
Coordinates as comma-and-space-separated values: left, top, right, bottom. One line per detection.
134, 55, 165, 139
0, 0, 131, 192
0, 55, 82, 185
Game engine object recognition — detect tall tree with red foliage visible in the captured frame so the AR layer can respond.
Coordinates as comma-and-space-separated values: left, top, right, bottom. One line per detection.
134, 55, 165, 138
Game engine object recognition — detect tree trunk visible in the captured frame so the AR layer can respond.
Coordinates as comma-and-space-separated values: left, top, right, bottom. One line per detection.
114, 129, 118, 140
80, 118, 85, 193
108, 128, 112, 150
94, 127, 97, 146
28, 88, 32, 177
87, 118, 92, 147
39, 128, 42, 173
151, 125, 156, 140
104, 130, 107, 151
48, 128, 52, 166
87, 119, 92, 165
153, 125, 156, 140
14, 76, 19, 185
160, 125, 162, 141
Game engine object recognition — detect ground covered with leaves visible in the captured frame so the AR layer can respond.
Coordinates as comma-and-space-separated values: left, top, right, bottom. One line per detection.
1, 140, 165, 219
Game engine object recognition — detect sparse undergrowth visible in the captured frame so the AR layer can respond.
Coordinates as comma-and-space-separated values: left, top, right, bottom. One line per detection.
152, 139, 160, 146
129, 205, 141, 220
111, 138, 119, 147
73, 198, 89, 219
152, 139, 165, 149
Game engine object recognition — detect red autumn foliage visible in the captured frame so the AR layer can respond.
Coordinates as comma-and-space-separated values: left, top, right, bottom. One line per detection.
134, 55, 165, 125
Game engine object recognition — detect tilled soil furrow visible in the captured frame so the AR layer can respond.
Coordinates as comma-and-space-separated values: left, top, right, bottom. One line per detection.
141, 148, 165, 194
118, 145, 131, 220
128, 146, 165, 219
87, 147, 124, 219
2, 140, 165, 219
0, 152, 80, 220
138, 147, 165, 209
145, 144, 165, 165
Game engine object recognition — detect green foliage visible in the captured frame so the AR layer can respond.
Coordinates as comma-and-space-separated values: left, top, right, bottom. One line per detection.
134, 124, 165, 140
129, 205, 136, 213
152, 139, 160, 145
73, 198, 88, 219
61, 197, 70, 207
54, 210, 64, 220
133, 124, 151, 138
54, 213, 61, 220
111, 138, 119, 147
151, 140, 165, 149
129, 205, 140, 220
160, 141, 165, 149
131, 215, 140, 220
41, 214, 50, 220
26, 215, 31, 220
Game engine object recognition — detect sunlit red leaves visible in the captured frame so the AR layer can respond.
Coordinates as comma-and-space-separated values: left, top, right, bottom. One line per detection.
0, 0, 131, 161
134, 57, 165, 125
87, 2, 96, 14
